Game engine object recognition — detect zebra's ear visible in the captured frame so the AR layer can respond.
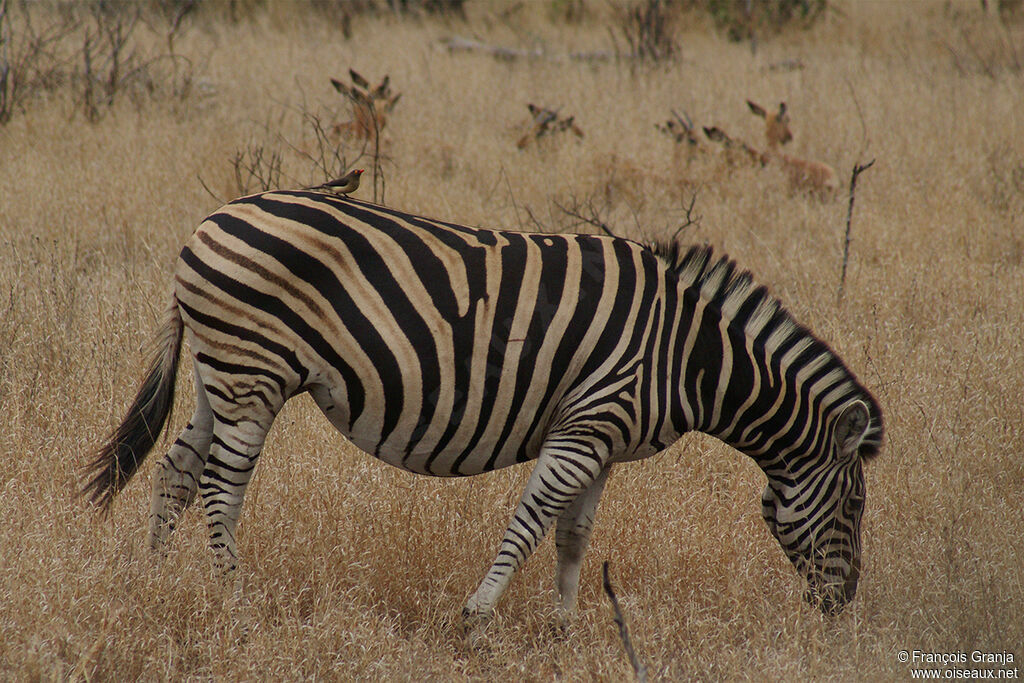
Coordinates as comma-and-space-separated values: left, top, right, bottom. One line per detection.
835, 400, 870, 457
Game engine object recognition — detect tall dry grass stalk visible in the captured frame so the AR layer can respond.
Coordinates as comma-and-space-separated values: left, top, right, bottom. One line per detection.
1, 1, 1022, 679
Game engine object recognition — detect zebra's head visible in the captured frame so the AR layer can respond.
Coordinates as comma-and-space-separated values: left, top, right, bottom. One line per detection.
760, 399, 876, 615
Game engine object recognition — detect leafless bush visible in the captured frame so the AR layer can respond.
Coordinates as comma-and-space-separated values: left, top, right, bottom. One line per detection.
80, 3, 142, 121
617, 0, 678, 62
78, 2, 196, 122
290, 107, 354, 185
0, 1, 196, 125
231, 145, 283, 196
944, 21, 1022, 78
153, 0, 199, 55
223, 89, 381, 201
0, 0, 78, 125
707, 0, 827, 43
555, 187, 702, 244
328, 69, 400, 202
386, 0, 467, 18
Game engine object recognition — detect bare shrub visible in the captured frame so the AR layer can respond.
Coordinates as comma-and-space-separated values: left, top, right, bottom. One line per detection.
387, 0, 467, 18
78, 2, 196, 122
231, 145, 283, 196
0, 0, 77, 125
705, 0, 826, 43
327, 70, 401, 201
617, 0, 678, 61
0, 1, 196, 125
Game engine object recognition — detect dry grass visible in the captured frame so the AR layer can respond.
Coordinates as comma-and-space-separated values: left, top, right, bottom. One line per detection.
1, 1, 1022, 679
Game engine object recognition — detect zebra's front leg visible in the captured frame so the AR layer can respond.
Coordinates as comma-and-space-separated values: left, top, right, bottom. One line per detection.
554, 466, 610, 624
462, 438, 609, 632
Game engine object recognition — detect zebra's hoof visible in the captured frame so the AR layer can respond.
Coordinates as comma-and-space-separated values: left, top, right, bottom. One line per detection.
460, 606, 493, 650
552, 608, 574, 635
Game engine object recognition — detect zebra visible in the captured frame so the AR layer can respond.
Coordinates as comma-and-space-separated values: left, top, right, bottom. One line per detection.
84, 190, 884, 629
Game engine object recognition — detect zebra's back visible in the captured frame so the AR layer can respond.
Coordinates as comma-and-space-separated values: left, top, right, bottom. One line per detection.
174, 191, 669, 476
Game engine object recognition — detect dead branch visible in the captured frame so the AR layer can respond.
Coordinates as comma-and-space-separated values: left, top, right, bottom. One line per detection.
231, 144, 283, 196
670, 190, 702, 241
619, 0, 677, 62
195, 173, 225, 205
329, 70, 398, 203
521, 203, 548, 233
838, 158, 875, 303
553, 195, 619, 238
603, 561, 647, 683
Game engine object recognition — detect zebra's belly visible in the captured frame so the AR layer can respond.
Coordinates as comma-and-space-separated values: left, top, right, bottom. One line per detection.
309, 382, 549, 476
343, 425, 541, 477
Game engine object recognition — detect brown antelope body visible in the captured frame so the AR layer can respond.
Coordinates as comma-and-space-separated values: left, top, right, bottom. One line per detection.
516, 104, 583, 149
329, 69, 401, 145
747, 100, 839, 195
702, 125, 767, 167
657, 109, 712, 166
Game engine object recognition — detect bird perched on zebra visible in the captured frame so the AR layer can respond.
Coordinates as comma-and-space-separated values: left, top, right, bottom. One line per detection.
84, 190, 884, 637
310, 168, 362, 195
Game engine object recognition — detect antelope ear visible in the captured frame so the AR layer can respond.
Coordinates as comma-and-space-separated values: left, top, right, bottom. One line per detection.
372, 75, 391, 98
835, 401, 870, 457
747, 100, 766, 118
348, 68, 370, 89
330, 78, 350, 96
778, 102, 787, 117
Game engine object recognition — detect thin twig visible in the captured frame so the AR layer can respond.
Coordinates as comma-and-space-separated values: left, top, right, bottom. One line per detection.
603, 561, 647, 683
196, 173, 224, 204
521, 203, 547, 233
500, 165, 523, 230
670, 190, 702, 241
843, 77, 870, 159
838, 159, 875, 303
553, 195, 619, 238
369, 96, 384, 203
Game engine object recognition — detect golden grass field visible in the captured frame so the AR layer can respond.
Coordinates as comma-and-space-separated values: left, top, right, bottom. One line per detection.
1, 1, 1022, 679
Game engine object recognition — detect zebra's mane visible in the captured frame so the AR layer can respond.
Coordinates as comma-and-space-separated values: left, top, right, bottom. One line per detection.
649, 241, 884, 458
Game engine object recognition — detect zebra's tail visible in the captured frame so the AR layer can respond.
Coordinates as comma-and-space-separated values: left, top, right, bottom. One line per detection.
83, 299, 184, 513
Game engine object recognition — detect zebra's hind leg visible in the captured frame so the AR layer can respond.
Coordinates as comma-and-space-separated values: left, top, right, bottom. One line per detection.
198, 399, 278, 572
554, 466, 611, 623
462, 435, 610, 634
149, 361, 213, 551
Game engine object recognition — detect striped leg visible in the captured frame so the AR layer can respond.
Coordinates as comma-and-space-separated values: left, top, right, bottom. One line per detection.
555, 466, 610, 620
149, 362, 213, 550
463, 435, 610, 628
198, 403, 277, 572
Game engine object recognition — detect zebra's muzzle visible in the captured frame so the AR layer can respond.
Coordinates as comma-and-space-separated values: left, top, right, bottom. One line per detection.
804, 555, 860, 615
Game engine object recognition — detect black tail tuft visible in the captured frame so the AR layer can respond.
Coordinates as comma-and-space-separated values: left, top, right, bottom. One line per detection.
83, 302, 184, 512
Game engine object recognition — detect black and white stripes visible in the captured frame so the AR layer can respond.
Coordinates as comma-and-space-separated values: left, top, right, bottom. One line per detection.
85, 190, 883, 624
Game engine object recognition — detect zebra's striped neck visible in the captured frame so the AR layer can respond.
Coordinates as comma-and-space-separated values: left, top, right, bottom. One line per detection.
656, 244, 883, 467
